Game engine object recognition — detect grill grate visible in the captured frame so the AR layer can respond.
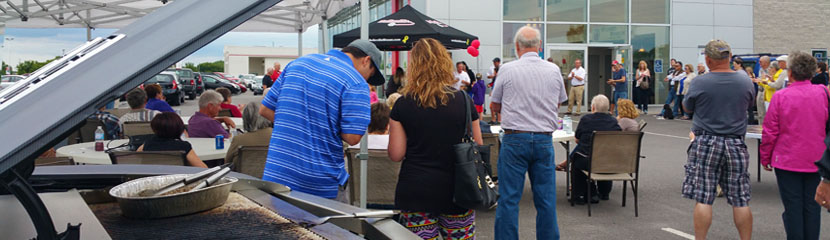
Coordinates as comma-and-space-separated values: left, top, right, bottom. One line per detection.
88, 193, 324, 240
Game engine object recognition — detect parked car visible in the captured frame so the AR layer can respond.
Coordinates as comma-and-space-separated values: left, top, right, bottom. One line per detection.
168, 68, 198, 100
251, 77, 264, 95
239, 74, 257, 88
145, 71, 185, 106
1, 75, 25, 90
213, 72, 246, 93
201, 74, 240, 94
192, 72, 206, 95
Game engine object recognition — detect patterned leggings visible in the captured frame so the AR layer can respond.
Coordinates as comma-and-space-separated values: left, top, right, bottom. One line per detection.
398, 210, 475, 240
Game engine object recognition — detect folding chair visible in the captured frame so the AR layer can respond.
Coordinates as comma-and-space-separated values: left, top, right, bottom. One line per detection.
108, 151, 187, 166
230, 146, 268, 178
67, 119, 107, 144
218, 109, 233, 117
345, 148, 401, 207
638, 119, 648, 132
123, 121, 154, 136
584, 131, 644, 217
35, 157, 75, 166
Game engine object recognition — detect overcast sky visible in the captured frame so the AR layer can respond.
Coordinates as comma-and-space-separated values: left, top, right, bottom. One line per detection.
0, 26, 320, 65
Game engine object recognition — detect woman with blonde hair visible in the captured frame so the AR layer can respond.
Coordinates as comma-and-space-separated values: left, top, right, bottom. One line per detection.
676, 64, 696, 120
616, 99, 639, 132
634, 60, 651, 114
387, 38, 482, 239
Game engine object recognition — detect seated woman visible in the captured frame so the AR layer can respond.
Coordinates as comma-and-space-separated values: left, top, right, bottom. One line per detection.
144, 84, 175, 113
615, 99, 640, 132
138, 112, 208, 168
225, 101, 273, 163
348, 102, 390, 150
557, 94, 621, 204
215, 87, 243, 117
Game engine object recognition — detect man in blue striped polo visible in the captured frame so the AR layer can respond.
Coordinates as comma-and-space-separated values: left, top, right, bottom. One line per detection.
259, 40, 384, 201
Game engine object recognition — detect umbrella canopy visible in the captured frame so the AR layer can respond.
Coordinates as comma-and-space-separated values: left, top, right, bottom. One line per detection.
332, 5, 476, 51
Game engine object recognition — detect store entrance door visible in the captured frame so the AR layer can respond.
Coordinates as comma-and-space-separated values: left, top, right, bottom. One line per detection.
588, 47, 613, 105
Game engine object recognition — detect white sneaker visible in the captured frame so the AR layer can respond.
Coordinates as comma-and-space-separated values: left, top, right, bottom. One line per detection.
657, 116, 664, 120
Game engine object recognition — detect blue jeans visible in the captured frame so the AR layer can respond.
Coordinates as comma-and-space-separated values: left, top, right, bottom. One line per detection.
775, 169, 821, 240
674, 94, 684, 117
495, 133, 559, 240
613, 91, 628, 115
661, 88, 677, 116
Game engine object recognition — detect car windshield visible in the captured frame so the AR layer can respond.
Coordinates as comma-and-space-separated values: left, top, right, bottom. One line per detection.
175, 69, 193, 78
146, 74, 174, 84
1, 76, 20, 82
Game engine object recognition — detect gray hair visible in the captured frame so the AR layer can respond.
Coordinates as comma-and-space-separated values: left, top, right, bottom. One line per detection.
788, 51, 818, 81
242, 101, 272, 132
198, 90, 223, 109
591, 94, 610, 113
770, 61, 780, 71
514, 26, 542, 49
126, 88, 148, 109
759, 56, 770, 64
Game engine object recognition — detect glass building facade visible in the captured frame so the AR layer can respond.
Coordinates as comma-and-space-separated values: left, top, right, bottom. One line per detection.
504, 0, 671, 104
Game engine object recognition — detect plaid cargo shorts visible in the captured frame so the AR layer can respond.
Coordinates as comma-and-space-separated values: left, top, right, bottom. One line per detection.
682, 134, 751, 207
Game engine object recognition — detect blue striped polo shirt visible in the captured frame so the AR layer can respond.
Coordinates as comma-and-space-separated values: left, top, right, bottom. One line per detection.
261, 50, 371, 198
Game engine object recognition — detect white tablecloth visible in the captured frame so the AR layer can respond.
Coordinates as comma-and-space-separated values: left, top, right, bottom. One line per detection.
489, 125, 575, 142
56, 137, 229, 165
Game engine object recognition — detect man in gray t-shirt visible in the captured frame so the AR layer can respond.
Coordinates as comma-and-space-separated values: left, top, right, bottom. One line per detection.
684, 71, 755, 135
681, 39, 755, 240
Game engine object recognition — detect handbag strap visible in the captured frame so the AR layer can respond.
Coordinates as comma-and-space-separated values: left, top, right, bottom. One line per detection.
461, 92, 474, 142
824, 88, 830, 133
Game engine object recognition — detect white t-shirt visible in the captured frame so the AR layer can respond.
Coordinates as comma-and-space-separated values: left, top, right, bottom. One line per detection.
454, 71, 471, 90
568, 67, 586, 86
671, 71, 686, 86
487, 65, 496, 79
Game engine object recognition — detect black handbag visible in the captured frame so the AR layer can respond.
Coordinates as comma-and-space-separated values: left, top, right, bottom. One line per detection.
453, 93, 498, 210
815, 90, 830, 177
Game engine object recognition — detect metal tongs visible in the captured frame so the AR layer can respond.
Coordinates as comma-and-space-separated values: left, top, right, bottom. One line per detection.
298, 210, 397, 228
150, 163, 234, 196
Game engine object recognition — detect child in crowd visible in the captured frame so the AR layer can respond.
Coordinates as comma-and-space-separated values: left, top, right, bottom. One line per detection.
471, 73, 487, 114
369, 85, 379, 104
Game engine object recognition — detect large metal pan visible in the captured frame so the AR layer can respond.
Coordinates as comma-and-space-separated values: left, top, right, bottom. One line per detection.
109, 174, 238, 219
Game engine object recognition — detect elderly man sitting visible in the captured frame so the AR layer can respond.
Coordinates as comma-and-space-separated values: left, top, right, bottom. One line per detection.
188, 90, 236, 138
120, 88, 161, 127
557, 94, 622, 204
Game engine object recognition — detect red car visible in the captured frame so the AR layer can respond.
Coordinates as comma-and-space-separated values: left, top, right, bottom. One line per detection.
213, 72, 246, 93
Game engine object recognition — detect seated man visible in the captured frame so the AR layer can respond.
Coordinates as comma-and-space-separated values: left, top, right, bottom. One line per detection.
188, 90, 236, 138
88, 107, 121, 139
215, 87, 243, 117
559, 94, 622, 204
119, 88, 161, 127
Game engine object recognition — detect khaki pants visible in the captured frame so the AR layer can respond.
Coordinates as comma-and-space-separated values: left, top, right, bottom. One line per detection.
568, 85, 585, 114
756, 93, 766, 125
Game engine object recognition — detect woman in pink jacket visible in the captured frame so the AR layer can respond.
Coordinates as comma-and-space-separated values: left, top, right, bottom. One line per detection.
761, 51, 829, 240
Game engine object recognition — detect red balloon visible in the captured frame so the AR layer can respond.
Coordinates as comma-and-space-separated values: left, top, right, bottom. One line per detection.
471, 39, 481, 49
467, 46, 478, 57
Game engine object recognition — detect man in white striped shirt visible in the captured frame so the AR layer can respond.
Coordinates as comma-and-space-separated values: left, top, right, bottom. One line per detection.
491, 26, 567, 240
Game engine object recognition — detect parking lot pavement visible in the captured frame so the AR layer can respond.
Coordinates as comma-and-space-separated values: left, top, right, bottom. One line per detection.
473, 110, 830, 240
161, 97, 829, 239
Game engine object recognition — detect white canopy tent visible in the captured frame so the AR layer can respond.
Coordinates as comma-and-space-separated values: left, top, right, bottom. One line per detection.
0, 0, 359, 59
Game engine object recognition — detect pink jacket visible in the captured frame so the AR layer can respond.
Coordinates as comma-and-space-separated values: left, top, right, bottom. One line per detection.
370, 91, 379, 104
760, 81, 829, 173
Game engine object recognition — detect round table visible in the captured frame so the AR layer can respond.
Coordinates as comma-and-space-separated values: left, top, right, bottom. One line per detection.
56, 137, 230, 165
181, 116, 243, 129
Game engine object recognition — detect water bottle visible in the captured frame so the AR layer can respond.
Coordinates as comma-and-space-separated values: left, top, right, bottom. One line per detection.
564, 115, 573, 134
94, 126, 105, 151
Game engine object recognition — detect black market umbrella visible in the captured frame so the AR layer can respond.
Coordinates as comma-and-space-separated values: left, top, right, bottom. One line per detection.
333, 5, 478, 51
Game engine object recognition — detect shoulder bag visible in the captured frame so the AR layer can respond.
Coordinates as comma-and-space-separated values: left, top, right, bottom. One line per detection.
640, 75, 651, 90
453, 93, 498, 210
815, 89, 830, 178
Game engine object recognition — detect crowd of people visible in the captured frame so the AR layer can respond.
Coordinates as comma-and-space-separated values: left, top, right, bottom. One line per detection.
78, 22, 830, 239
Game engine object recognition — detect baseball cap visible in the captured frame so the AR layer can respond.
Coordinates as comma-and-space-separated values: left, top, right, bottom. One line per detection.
493, 57, 501, 62
612, 60, 619, 65
776, 55, 788, 62
704, 39, 731, 60
346, 39, 386, 86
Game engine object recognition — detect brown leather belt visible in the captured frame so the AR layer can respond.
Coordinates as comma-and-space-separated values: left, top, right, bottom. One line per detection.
503, 129, 552, 135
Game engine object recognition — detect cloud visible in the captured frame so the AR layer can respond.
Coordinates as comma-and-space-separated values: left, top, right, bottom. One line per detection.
1, 26, 320, 65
